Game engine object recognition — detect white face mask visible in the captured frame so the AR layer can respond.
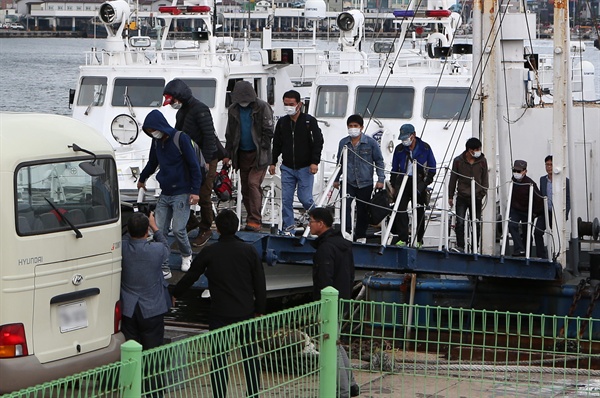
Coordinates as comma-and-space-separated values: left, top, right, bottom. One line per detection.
402, 137, 413, 147
151, 131, 164, 140
513, 172, 524, 180
472, 150, 482, 158
239, 102, 251, 108
171, 102, 182, 110
284, 105, 298, 116
348, 127, 361, 138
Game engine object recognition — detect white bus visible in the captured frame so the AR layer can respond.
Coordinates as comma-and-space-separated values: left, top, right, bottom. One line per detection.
0, 113, 125, 393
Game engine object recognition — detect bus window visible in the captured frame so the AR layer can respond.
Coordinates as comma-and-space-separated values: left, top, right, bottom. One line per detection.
15, 157, 119, 235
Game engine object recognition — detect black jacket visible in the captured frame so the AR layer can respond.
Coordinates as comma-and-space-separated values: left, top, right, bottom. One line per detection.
511, 175, 544, 216
164, 79, 218, 162
272, 113, 324, 170
311, 229, 355, 300
172, 235, 267, 317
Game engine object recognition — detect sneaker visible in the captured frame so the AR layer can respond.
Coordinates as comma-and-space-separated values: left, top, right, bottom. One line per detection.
415, 242, 423, 249
244, 223, 262, 232
162, 266, 172, 280
181, 255, 192, 272
280, 230, 294, 237
350, 384, 360, 397
356, 238, 367, 244
192, 230, 212, 247
512, 250, 526, 257
450, 247, 464, 253
395, 240, 406, 247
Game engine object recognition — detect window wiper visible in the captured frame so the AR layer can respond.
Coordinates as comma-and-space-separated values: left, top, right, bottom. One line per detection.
443, 112, 460, 130
84, 87, 104, 116
44, 197, 83, 239
123, 89, 136, 117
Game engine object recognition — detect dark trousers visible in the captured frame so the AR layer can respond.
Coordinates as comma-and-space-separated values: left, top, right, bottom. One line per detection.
210, 315, 260, 398
238, 151, 267, 225
345, 184, 373, 240
534, 211, 552, 259
454, 196, 483, 250
508, 209, 530, 253
393, 179, 427, 244
198, 158, 218, 231
122, 305, 165, 397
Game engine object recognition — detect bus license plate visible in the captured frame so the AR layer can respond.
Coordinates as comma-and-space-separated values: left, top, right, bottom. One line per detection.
58, 301, 88, 333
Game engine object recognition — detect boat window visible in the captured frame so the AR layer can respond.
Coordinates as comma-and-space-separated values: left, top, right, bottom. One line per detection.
77, 76, 107, 106
179, 79, 217, 108
355, 87, 414, 119
111, 78, 165, 107
15, 157, 119, 236
423, 87, 471, 120
315, 86, 348, 118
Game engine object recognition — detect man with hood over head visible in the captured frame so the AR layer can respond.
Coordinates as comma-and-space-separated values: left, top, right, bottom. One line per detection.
163, 79, 221, 247
137, 110, 203, 273
224, 81, 274, 231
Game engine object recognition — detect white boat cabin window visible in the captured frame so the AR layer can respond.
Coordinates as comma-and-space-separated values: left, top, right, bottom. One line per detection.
355, 87, 414, 119
77, 76, 107, 107
423, 87, 471, 120
315, 86, 348, 118
111, 78, 165, 107
15, 158, 119, 236
179, 79, 217, 108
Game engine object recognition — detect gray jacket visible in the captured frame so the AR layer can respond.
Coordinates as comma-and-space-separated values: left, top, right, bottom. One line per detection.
225, 81, 274, 170
121, 230, 171, 319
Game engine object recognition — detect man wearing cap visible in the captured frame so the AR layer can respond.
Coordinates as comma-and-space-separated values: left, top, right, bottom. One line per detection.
390, 124, 437, 247
163, 79, 221, 248
224, 81, 274, 232
508, 159, 544, 257
448, 137, 489, 253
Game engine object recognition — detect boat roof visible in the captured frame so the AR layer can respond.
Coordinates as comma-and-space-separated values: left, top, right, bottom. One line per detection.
0, 112, 114, 172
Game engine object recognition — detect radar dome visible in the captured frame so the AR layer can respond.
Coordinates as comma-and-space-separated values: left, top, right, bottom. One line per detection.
304, 0, 326, 20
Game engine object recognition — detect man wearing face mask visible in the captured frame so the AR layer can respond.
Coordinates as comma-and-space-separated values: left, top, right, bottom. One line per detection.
390, 124, 437, 247
137, 110, 203, 273
163, 79, 223, 249
447, 137, 489, 253
508, 159, 544, 257
333, 114, 385, 243
224, 81, 274, 231
269, 90, 324, 235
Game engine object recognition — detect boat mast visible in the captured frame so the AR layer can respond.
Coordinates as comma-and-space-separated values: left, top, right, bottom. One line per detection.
551, 0, 571, 269
480, 0, 499, 255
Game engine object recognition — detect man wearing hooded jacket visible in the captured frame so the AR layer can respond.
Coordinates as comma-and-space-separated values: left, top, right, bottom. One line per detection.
137, 110, 203, 272
163, 79, 220, 248
224, 80, 274, 231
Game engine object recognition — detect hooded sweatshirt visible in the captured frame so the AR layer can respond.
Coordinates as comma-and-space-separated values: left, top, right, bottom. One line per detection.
163, 79, 218, 162
225, 81, 274, 169
311, 228, 355, 300
139, 110, 203, 196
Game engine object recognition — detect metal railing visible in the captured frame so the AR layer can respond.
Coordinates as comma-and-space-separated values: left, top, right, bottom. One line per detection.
7, 289, 600, 397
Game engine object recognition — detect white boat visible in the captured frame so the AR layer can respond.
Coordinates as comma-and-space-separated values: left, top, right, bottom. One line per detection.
69, 0, 319, 202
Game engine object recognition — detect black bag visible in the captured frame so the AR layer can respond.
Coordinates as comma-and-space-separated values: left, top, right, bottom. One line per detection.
369, 189, 392, 225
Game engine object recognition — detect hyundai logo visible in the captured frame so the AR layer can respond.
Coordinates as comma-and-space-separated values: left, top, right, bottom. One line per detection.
72, 274, 84, 286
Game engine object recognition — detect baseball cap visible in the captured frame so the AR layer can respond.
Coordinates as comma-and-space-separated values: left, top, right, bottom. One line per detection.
163, 94, 174, 106
513, 159, 527, 171
399, 124, 415, 140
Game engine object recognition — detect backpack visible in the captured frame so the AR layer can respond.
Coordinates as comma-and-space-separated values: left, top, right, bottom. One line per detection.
369, 189, 392, 225
172, 130, 207, 180
213, 164, 233, 201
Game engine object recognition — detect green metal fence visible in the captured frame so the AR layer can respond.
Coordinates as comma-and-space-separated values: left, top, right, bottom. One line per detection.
5, 287, 600, 397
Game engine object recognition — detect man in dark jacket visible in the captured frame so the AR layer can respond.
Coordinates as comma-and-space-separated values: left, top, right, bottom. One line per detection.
308, 207, 359, 398
163, 79, 219, 247
508, 159, 544, 257
171, 209, 266, 398
269, 90, 324, 234
448, 137, 489, 253
391, 124, 437, 247
534, 155, 571, 259
137, 110, 202, 272
224, 80, 274, 231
